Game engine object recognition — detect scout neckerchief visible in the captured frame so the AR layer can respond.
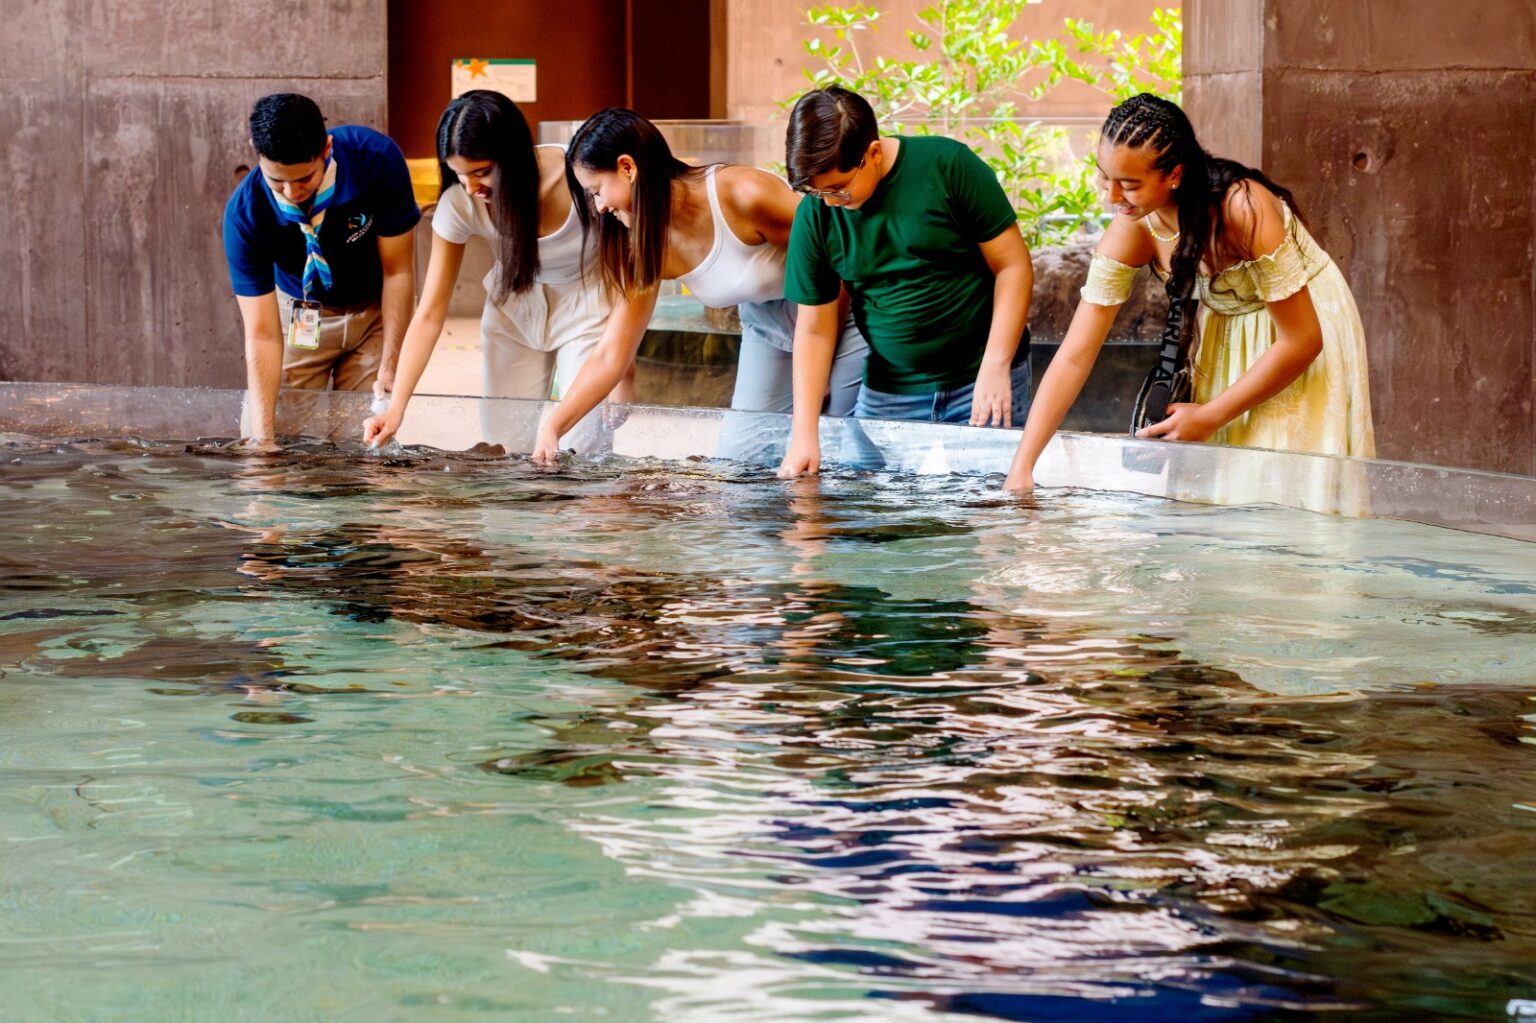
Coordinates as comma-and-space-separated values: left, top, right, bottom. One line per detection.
271, 140, 339, 300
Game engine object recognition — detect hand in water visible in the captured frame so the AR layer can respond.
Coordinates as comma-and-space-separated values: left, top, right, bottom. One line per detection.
776, 436, 820, 479
530, 423, 562, 465
239, 436, 283, 455
363, 406, 403, 448
1001, 465, 1034, 494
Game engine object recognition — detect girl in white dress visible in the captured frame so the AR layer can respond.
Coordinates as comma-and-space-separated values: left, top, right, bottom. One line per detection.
365, 91, 635, 450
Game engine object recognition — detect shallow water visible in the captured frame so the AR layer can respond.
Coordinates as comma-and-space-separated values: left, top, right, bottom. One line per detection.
2, 436, 1535, 1022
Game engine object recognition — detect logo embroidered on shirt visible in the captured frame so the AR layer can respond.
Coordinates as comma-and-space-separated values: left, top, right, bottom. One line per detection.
345, 213, 373, 244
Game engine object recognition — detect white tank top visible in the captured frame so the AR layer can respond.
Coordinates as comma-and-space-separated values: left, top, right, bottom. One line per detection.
531, 147, 588, 285
430, 145, 588, 286
675, 165, 787, 307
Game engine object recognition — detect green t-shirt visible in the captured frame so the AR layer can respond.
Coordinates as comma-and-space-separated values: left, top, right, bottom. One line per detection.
784, 135, 1021, 394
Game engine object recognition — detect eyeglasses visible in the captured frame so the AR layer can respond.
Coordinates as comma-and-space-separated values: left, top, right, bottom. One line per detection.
796, 158, 865, 202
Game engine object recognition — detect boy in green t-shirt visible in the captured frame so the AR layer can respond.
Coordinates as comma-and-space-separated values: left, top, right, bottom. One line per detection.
777, 85, 1035, 478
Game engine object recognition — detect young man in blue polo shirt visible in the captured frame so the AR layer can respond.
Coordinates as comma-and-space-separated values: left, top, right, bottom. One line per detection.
223, 93, 419, 444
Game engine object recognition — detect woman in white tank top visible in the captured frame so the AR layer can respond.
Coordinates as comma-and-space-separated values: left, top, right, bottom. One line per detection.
363, 92, 640, 451
529, 108, 867, 464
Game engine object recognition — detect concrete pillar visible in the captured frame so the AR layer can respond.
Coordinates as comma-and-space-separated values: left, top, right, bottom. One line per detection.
1186, 0, 1536, 474
0, 0, 387, 389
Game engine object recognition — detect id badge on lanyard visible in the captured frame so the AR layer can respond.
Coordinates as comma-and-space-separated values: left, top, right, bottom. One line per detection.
286, 300, 322, 350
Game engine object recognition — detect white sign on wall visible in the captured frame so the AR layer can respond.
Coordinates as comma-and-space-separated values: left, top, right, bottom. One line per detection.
451, 59, 537, 103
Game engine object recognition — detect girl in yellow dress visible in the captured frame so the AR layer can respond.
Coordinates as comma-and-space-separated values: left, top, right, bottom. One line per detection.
1005, 94, 1374, 493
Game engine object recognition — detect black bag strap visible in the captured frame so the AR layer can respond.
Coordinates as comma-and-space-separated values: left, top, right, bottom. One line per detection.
1130, 276, 1198, 433
1153, 277, 1197, 386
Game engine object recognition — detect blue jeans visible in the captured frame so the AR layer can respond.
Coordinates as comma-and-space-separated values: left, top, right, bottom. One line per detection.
728, 299, 867, 415
715, 300, 870, 465
853, 357, 1032, 425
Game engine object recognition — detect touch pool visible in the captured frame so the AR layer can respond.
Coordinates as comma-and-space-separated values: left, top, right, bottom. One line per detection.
1, 384, 1534, 1022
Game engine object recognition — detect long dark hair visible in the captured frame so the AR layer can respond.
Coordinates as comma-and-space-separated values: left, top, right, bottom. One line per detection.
565, 108, 696, 297
1101, 94, 1303, 300
436, 90, 540, 304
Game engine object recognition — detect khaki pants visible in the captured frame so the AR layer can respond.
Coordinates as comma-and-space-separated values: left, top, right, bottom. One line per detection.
277, 292, 384, 391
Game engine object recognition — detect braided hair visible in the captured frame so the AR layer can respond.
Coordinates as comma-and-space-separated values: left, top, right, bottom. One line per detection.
1101, 94, 1302, 300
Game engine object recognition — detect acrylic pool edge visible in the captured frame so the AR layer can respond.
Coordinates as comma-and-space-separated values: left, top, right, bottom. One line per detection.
1, 382, 1532, 543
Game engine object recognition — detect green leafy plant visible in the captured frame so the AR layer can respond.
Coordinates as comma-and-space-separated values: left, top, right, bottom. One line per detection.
1028, 8, 1182, 103
788, 3, 1182, 247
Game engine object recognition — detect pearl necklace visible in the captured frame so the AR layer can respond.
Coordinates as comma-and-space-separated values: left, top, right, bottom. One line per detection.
1144, 212, 1180, 244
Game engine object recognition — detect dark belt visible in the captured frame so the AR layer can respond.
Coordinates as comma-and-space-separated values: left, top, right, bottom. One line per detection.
278, 292, 378, 317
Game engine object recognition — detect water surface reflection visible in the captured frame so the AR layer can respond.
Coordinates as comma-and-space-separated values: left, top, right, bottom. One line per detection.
2, 438, 1533, 1021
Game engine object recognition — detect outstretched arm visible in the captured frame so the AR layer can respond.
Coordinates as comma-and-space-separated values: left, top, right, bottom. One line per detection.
1003, 300, 1122, 491
374, 228, 416, 399
1003, 213, 1152, 491
362, 231, 464, 447
531, 286, 658, 463
775, 299, 840, 479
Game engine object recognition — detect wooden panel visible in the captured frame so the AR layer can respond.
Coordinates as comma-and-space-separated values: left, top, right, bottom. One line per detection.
630, 0, 712, 120
387, 0, 628, 160
709, 0, 728, 118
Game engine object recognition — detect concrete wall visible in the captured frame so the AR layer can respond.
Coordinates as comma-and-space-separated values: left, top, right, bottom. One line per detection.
1186, 0, 1536, 474
0, 0, 388, 388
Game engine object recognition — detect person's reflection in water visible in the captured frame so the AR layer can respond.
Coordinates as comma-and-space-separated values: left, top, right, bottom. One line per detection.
479, 476, 1023, 784
772, 478, 842, 673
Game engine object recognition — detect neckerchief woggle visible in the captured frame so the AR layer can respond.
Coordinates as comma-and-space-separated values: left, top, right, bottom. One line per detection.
271, 142, 338, 300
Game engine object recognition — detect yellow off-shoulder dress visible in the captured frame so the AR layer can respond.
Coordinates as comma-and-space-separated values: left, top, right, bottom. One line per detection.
1083, 207, 1376, 459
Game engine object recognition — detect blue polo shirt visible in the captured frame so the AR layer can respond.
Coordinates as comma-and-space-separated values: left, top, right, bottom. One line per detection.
223, 125, 420, 308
